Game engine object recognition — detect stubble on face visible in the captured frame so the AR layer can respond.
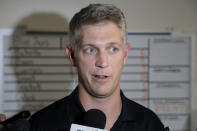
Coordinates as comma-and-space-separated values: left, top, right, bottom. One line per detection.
75, 22, 129, 99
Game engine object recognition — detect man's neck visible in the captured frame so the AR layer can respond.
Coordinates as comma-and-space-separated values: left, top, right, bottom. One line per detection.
78, 86, 122, 130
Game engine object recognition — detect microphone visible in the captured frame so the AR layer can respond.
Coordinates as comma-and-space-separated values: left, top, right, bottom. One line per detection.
0, 111, 30, 126
82, 109, 106, 129
165, 126, 173, 131
70, 109, 107, 131
0, 118, 30, 131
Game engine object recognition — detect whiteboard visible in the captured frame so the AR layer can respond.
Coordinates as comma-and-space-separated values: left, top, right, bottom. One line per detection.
0, 29, 192, 131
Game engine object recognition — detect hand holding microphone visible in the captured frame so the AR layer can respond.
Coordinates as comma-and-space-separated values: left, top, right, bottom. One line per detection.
0, 114, 6, 129
0, 114, 6, 122
0, 111, 31, 131
0, 118, 30, 131
0, 111, 30, 126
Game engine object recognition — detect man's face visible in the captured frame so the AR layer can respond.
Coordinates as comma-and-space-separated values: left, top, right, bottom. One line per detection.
67, 22, 130, 98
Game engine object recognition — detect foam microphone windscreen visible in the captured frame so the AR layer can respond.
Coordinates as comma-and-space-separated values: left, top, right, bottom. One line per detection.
1, 111, 30, 126
82, 109, 106, 129
11, 118, 30, 131
1, 118, 30, 131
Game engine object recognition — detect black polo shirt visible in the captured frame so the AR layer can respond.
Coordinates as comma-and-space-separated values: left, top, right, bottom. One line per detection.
29, 87, 165, 131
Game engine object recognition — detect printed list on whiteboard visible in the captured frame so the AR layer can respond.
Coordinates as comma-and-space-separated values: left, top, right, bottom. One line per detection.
0, 29, 191, 131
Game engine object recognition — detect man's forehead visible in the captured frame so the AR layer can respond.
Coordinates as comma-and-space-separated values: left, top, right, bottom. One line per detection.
80, 21, 119, 29
79, 41, 123, 48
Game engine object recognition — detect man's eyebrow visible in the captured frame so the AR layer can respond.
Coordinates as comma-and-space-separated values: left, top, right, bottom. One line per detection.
79, 41, 122, 48
107, 42, 122, 47
109, 42, 119, 45
79, 43, 97, 48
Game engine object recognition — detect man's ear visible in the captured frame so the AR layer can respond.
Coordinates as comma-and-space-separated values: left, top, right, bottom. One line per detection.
123, 43, 130, 64
65, 45, 76, 66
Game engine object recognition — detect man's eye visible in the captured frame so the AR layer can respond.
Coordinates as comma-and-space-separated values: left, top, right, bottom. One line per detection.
109, 47, 119, 53
84, 47, 95, 54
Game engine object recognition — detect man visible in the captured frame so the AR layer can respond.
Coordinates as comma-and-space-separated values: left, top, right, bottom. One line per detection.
29, 4, 165, 131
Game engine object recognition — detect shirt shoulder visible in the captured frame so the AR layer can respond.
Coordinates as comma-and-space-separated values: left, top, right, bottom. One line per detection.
29, 93, 74, 131
120, 96, 165, 131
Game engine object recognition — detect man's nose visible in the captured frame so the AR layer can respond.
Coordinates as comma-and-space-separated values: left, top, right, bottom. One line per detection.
95, 52, 109, 68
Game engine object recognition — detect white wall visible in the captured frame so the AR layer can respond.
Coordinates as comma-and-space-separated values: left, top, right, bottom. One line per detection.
0, 0, 197, 130
0, 0, 197, 32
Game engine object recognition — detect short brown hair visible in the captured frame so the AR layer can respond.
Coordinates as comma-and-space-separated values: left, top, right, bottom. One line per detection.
69, 4, 127, 52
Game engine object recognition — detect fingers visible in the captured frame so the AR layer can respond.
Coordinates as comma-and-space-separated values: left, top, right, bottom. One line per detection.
0, 114, 6, 122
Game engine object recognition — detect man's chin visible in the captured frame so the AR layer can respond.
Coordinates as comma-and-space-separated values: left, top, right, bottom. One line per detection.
90, 88, 115, 98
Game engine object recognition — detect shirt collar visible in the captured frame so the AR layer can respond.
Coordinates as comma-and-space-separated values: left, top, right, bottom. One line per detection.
119, 90, 143, 122
70, 87, 141, 123
67, 87, 85, 123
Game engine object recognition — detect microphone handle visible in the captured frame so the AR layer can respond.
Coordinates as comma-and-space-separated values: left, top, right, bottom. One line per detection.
0, 111, 30, 126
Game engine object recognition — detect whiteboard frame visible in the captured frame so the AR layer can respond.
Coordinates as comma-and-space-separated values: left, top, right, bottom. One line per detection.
0, 29, 13, 113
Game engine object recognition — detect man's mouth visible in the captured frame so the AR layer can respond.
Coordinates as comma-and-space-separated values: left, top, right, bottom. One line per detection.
93, 75, 108, 78
92, 74, 110, 82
